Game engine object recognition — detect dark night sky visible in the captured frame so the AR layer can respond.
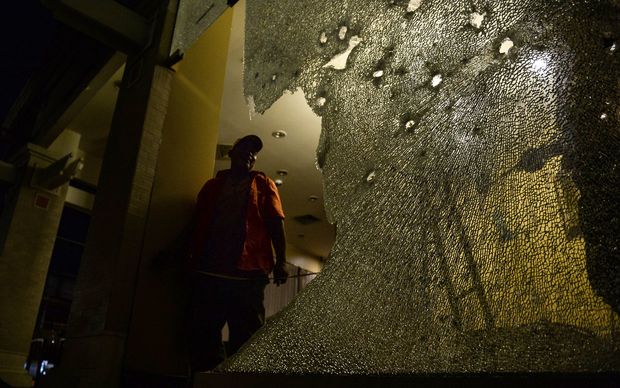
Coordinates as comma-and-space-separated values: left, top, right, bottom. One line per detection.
1, 2, 58, 124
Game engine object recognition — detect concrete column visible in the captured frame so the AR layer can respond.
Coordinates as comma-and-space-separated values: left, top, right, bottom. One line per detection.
0, 145, 70, 388
42, 7, 175, 388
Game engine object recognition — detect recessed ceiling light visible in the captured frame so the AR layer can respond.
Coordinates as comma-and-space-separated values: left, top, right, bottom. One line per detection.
308, 195, 319, 202
275, 179, 284, 186
272, 130, 287, 139
276, 169, 289, 176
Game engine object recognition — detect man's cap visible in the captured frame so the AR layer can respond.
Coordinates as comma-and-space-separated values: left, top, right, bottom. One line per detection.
232, 134, 263, 153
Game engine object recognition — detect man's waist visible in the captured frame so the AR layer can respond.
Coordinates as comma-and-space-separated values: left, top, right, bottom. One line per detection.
194, 269, 267, 280
196, 255, 268, 278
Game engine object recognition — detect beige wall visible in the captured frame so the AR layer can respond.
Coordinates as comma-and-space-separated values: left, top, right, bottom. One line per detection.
123, 8, 234, 375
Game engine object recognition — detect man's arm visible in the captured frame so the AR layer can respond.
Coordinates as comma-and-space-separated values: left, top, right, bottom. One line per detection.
266, 217, 288, 285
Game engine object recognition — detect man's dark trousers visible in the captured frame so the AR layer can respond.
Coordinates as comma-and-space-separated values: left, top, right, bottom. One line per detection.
188, 274, 268, 372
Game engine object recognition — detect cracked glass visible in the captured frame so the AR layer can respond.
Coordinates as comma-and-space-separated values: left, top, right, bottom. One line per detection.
221, 0, 620, 373
171, 0, 230, 55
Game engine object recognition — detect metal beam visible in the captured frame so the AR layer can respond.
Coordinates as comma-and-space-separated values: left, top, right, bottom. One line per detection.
41, 0, 151, 53
34, 52, 126, 147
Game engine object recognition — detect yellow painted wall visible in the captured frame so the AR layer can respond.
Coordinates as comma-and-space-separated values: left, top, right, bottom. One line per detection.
157, 10, 234, 209
124, 8, 234, 375
455, 155, 616, 337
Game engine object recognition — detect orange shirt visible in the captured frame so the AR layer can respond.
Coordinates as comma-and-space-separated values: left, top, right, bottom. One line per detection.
190, 170, 285, 275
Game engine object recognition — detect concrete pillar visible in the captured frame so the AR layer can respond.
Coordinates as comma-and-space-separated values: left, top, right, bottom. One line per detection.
0, 144, 70, 387
42, 6, 175, 388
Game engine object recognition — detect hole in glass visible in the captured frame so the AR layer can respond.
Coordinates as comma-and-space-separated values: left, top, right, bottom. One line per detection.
407, 0, 423, 13
323, 36, 362, 70
469, 12, 485, 29
320, 32, 328, 44
499, 38, 514, 55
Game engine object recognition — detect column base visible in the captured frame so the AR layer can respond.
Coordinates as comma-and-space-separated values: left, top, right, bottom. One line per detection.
194, 372, 620, 388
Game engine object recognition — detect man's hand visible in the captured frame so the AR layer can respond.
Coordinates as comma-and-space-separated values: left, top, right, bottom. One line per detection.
273, 261, 289, 286
266, 217, 288, 286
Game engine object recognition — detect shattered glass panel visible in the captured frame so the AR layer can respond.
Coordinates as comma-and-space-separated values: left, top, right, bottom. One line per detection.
170, 0, 230, 55
222, 0, 620, 373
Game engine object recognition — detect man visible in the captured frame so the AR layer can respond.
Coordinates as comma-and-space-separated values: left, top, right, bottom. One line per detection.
187, 134, 288, 372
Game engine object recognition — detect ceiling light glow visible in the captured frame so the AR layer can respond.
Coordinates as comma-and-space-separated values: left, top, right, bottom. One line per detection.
272, 130, 287, 139
531, 58, 548, 73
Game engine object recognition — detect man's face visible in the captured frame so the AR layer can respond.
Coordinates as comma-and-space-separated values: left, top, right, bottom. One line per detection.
230, 141, 258, 171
